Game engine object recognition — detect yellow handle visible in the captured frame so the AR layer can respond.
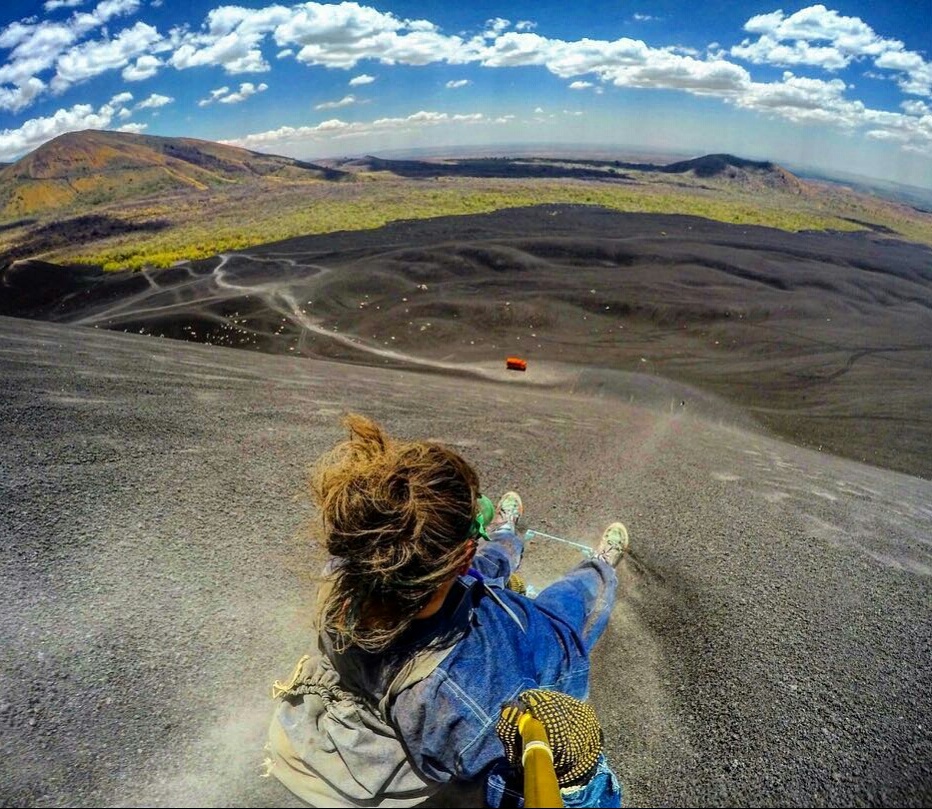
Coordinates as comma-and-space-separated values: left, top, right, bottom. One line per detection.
518, 714, 563, 808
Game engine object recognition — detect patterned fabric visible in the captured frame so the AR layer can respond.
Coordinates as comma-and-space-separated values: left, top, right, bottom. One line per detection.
495, 689, 604, 787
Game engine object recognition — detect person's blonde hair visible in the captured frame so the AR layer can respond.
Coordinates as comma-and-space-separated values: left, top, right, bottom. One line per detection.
312, 414, 479, 652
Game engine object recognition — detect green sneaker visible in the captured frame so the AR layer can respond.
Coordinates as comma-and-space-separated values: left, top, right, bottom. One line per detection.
594, 522, 629, 567
489, 491, 524, 532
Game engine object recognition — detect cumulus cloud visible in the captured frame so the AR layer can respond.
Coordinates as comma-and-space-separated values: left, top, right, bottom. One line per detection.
198, 82, 267, 106
314, 94, 357, 109
0, 94, 134, 160
223, 109, 493, 151
632, 14, 658, 22
484, 18, 511, 37
741, 4, 894, 56
271, 3, 467, 69
445, 79, 470, 88
901, 99, 930, 117
135, 92, 172, 109
199, 86, 229, 106
220, 81, 268, 103
515, 21, 536, 32
168, 5, 295, 74
116, 121, 147, 132
122, 53, 162, 80
731, 4, 930, 97
44, 0, 86, 11
276, 48, 293, 59
0, 0, 140, 101
349, 73, 375, 86
569, 80, 593, 89
875, 49, 932, 97
731, 35, 850, 70
0, 77, 46, 113
51, 21, 164, 93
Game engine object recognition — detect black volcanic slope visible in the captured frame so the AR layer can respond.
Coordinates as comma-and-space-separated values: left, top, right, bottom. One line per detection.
0, 315, 930, 808
2, 205, 930, 478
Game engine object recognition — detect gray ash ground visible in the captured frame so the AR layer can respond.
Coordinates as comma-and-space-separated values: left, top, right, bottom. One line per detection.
3, 205, 930, 478
1, 206, 931, 807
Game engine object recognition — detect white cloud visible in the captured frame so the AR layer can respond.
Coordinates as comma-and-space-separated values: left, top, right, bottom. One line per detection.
600, 52, 752, 96
199, 82, 267, 106
136, 92, 172, 109
0, 77, 46, 113
731, 4, 932, 96
732, 4, 930, 96
122, 53, 162, 81
742, 5, 895, 56
315, 94, 357, 109
116, 121, 147, 133
171, 34, 270, 74
276, 48, 293, 59
875, 49, 932, 97
0, 97, 128, 160
169, 5, 294, 74
569, 80, 593, 89
220, 81, 267, 103
223, 109, 494, 151
901, 99, 930, 117
515, 21, 536, 32
633, 14, 658, 22
349, 73, 375, 86
0, 22, 80, 90
731, 34, 849, 70
445, 79, 470, 89
484, 18, 511, 37
272, 3, 469, 69
109, 91, 133, 105
51, 21, 164, 93
44, 0, 86, 11
117, 106, 132, 118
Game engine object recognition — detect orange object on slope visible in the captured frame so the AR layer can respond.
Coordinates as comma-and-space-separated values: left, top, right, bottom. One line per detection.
506, 357, 527, 372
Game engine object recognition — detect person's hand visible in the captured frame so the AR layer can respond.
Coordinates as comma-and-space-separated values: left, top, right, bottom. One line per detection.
495, 689, 603, 787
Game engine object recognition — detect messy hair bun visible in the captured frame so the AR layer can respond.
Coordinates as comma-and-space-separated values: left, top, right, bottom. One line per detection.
312, 413, 479, 652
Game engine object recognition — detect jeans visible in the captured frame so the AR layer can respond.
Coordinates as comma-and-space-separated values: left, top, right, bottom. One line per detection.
480, 526, 622, 807
484, 523, 618, 654
485, 753, 623, 808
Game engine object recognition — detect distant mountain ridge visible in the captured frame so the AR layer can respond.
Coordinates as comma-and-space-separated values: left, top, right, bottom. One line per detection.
331, 151, 805, 192
0, 130, 348, 220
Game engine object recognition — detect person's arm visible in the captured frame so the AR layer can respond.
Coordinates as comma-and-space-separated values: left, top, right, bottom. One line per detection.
392, 667, 520, 783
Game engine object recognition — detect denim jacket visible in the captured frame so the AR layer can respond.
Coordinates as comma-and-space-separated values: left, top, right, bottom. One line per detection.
324, 532, 595, 786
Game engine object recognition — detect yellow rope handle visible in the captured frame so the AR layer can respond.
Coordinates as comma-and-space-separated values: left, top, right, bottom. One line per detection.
518, 712, 564, 808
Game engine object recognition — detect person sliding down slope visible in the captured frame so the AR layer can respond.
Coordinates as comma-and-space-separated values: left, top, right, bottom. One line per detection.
266, 413, 628, 807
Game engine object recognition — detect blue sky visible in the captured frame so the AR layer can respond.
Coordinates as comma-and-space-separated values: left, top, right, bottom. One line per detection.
0, 1, 930, 187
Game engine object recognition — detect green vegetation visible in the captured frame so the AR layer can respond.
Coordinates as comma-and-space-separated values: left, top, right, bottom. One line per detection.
41, 177, 877, 271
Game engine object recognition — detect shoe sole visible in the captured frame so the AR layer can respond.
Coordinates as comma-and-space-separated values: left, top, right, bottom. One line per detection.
498, 491, 524, 523
600, 522, 629, 554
